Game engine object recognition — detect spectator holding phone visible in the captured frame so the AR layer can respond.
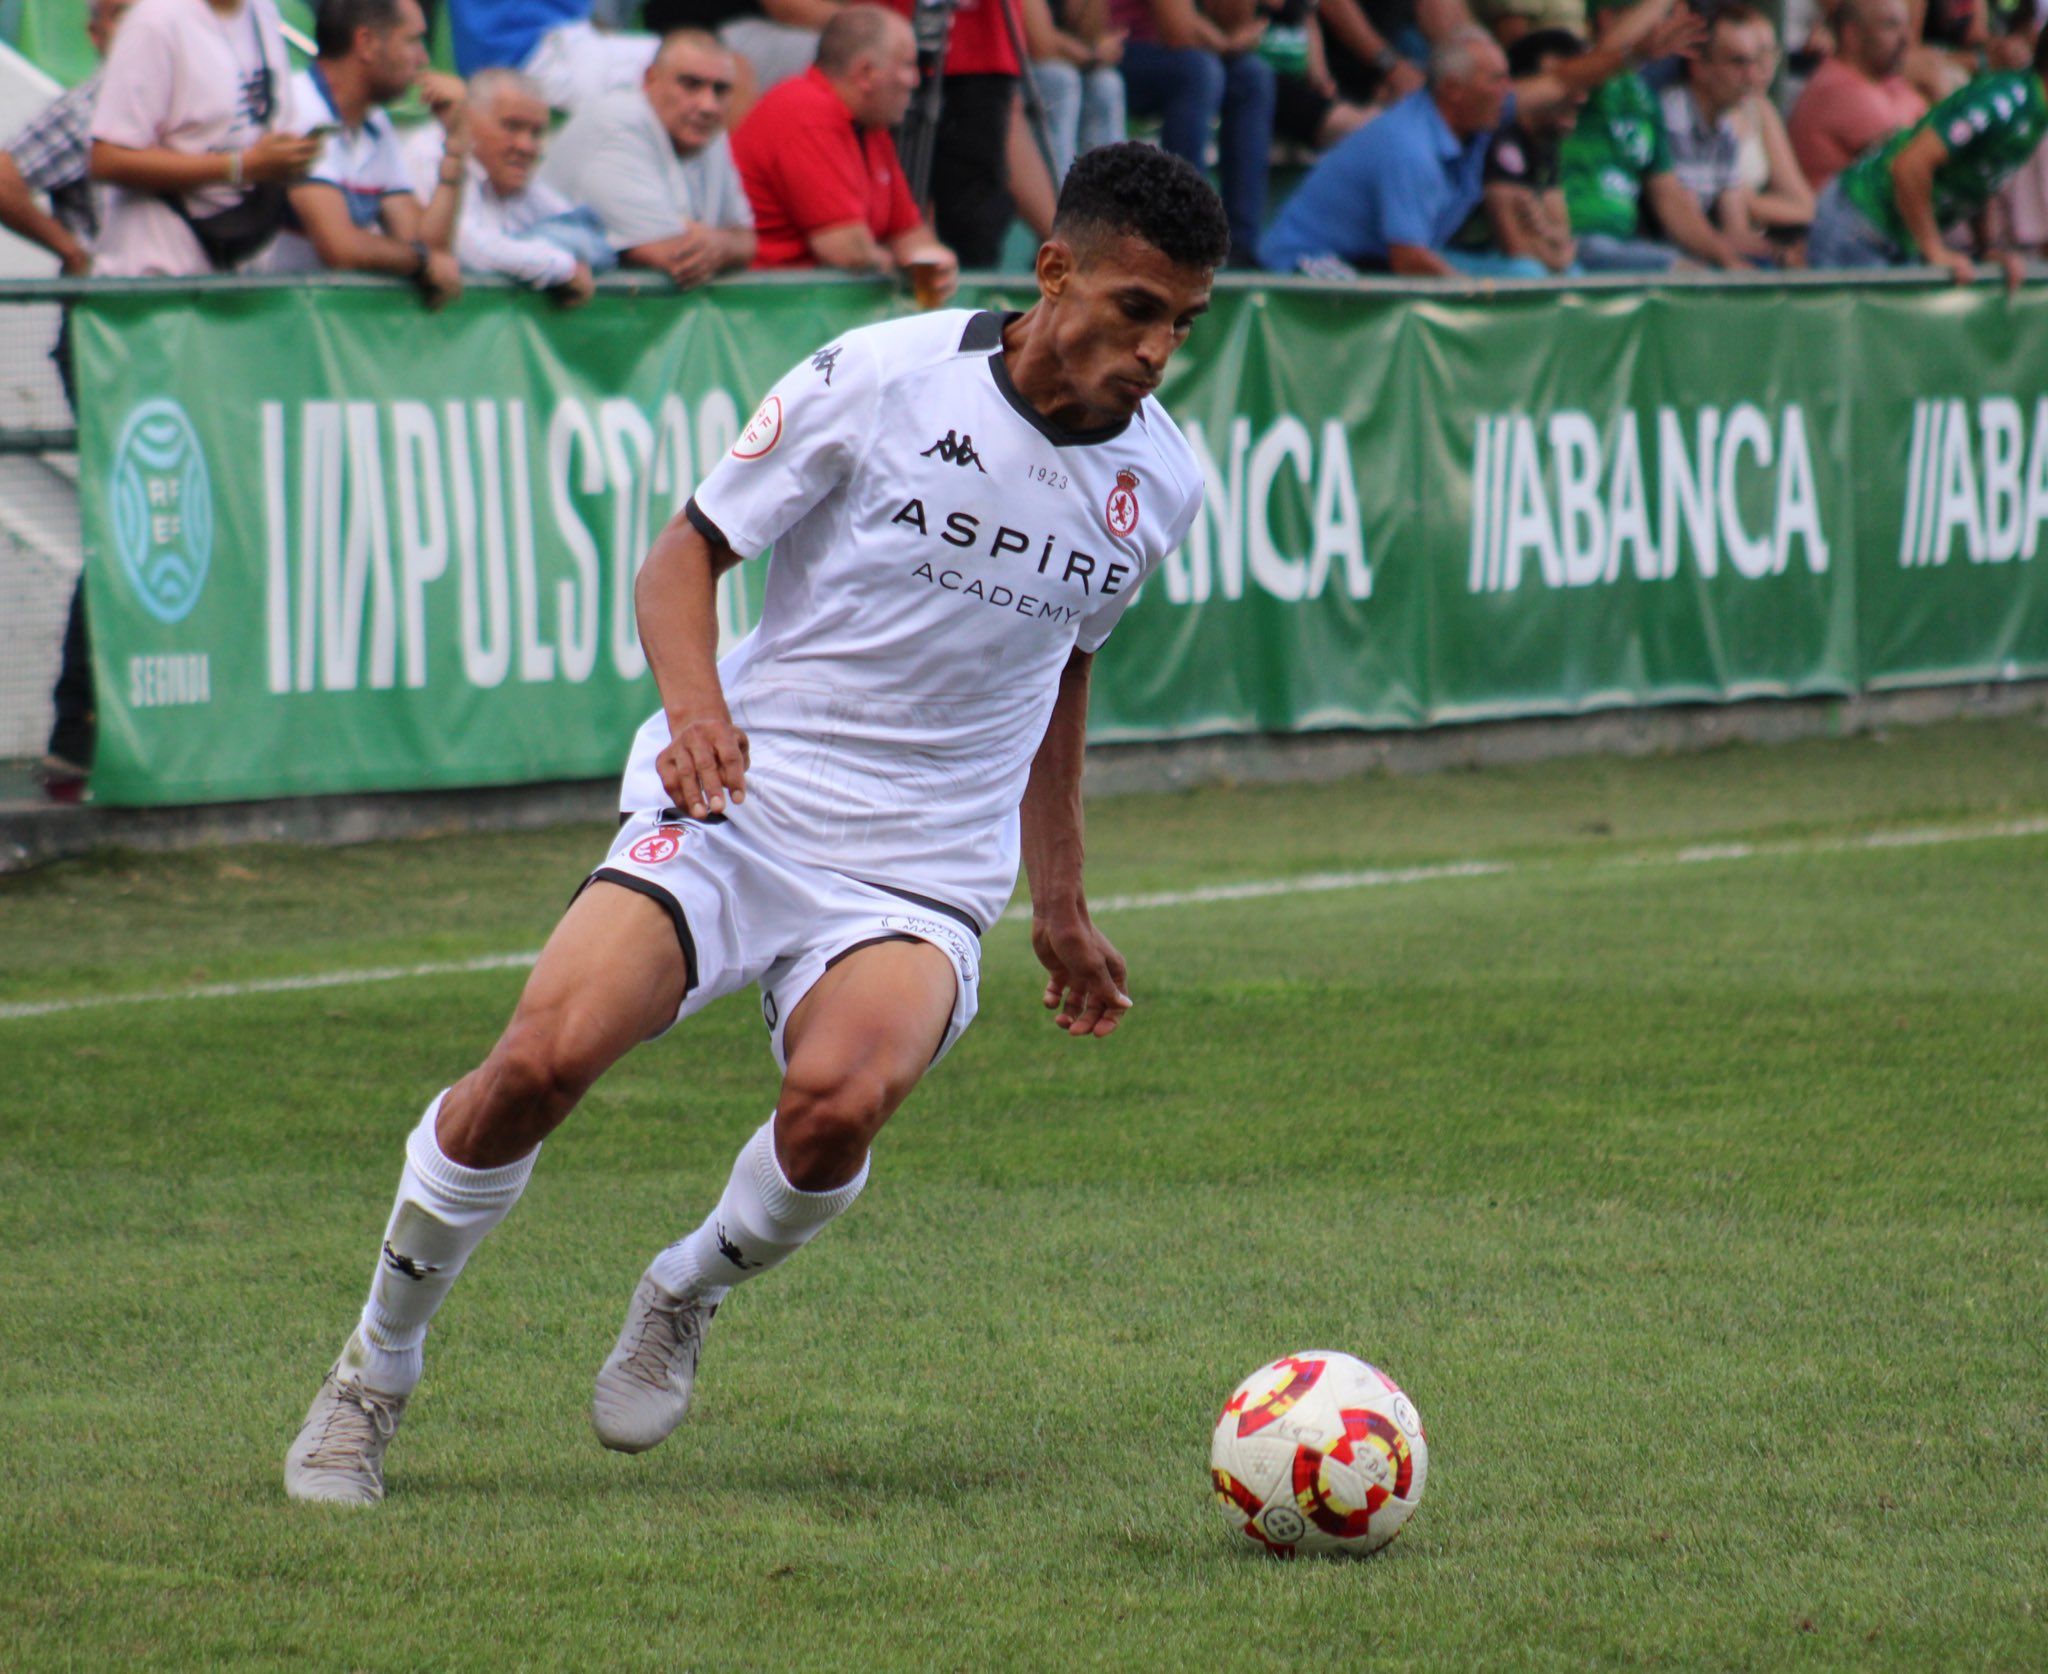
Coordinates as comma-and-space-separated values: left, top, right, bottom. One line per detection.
89, 0, 318, 275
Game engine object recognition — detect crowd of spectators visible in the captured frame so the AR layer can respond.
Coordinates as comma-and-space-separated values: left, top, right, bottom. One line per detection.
8, 0, 2048, 296
6, 0, 2048, 797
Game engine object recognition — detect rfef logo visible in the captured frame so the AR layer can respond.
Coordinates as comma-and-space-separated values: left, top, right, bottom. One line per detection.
109, 398, 212, 623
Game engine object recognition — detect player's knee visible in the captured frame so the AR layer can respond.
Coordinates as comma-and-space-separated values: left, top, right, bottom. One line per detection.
775, 1066, 894, 1189
485, 1014, 602, 1127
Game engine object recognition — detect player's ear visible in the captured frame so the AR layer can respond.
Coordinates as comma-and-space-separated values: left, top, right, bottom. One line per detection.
1037, 238, 1075, 299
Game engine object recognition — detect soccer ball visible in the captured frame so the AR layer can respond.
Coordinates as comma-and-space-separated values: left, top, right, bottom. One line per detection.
1210, 1351, 1428, 1557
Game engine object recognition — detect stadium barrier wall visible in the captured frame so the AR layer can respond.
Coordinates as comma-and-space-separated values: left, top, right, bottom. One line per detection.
64, 272, 2048, 807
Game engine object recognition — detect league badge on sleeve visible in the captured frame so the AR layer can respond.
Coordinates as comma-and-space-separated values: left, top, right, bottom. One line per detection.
1106, 467, 1141, 536
733, 395, 784, 461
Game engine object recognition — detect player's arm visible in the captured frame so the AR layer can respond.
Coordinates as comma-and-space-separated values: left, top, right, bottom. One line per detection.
1021, 648, 1132, 1038
635, 508, 751, 818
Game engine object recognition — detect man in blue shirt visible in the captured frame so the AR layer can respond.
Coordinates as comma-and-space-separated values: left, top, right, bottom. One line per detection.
1262, 27, 1525, 277
1261, 0, 1695, 278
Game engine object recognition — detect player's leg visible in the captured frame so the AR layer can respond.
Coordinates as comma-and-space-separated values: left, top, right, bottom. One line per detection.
285, 882, 687, 1504
591, 938, 959, 1452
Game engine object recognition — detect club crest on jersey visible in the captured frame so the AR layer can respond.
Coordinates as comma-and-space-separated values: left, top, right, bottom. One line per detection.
628, 826, 688, 865
1106, 468, 1141, 536
733, 395, 783, 460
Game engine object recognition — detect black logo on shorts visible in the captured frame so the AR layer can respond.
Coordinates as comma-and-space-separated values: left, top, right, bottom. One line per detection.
811, 344, 843, 385
715, 1223, 762, 1271
382, 1241, 443, 1281
922, 430, 987, 472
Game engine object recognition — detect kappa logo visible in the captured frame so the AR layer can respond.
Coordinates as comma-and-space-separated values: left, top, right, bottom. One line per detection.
1106, 467, 1141, 536
922, 430, 987, 472
382, 1241, 443, 1282
715, 1223, 762, 1271
811, 344, 843, 386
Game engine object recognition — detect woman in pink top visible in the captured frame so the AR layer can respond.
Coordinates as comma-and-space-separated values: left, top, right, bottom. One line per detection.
89, 0, 319, 274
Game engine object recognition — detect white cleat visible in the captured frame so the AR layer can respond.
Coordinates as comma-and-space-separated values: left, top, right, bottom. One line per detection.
284, 1337, 410, 1505
592, 1273, 720, 1454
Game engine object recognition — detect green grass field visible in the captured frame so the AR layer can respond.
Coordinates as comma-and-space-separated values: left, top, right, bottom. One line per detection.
5, 719, 2048, 1670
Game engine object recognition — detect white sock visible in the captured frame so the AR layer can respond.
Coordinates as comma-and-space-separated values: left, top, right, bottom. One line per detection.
349, 1091, 537, 1395
648, 1115, 868, 1299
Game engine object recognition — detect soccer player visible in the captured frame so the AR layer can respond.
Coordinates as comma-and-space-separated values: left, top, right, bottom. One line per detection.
284, 140, 1228, 1504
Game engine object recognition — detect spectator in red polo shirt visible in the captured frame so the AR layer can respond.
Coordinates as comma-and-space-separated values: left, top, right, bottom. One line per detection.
733, 4, 959, 290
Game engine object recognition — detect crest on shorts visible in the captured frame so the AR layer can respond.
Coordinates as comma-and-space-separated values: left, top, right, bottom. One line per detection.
733, 395, 783, 460
628, 826, 687, 865
1106, 467, 1140, 536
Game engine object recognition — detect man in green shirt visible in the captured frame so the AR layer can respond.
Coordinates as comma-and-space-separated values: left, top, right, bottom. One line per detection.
1559, 0, 1745, 271
1809, 38, 2048, 283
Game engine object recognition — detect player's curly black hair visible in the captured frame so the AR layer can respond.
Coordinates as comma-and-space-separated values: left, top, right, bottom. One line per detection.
1051, 143, 1232, 273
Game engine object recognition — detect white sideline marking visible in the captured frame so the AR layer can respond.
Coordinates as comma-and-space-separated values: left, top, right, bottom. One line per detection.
6, 816, 2048, 1022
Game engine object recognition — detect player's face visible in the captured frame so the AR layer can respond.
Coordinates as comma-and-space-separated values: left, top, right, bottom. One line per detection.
473, 90, 549, 195
366, 0, 429, 105
1042, 234, 1212, 423
645, 43, 737, 154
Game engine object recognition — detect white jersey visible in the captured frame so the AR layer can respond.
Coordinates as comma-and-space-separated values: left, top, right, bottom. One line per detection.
620, 308, 1204, 931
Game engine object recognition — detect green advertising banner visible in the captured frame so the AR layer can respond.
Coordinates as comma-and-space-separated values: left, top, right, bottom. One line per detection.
74, 277, 2048, 807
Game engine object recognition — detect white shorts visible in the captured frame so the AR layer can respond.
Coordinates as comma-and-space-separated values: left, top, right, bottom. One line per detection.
583, 807, 983, 1069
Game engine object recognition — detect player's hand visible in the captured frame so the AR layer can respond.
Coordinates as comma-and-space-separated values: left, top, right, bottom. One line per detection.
1996, 249, 2027, 294
1032, 912, 1132, 1038
657, 711, 750, 817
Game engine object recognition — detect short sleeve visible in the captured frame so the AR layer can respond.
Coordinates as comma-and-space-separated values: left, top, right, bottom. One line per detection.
90, 8, 174, 148
689, 332, 884, 558
1075, 470, 1201, 653
369, 121, 414, 196
701, 136, 754, 229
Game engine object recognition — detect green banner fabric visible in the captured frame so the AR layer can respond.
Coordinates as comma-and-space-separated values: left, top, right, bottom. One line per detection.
74, 277, 2048, 807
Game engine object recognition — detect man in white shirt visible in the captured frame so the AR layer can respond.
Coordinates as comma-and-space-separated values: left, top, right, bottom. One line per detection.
88, 0, 318, 275
283, 142, 1233, 1505
542, 28, 756, 285
404, 68, 603, 301
262, 0, 465, 304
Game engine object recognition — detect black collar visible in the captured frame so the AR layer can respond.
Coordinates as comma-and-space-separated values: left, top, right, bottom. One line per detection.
960, 309, 1134, 450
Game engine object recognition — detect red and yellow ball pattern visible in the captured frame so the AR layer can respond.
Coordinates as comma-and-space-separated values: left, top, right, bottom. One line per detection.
1209, 1351, 1428, 1558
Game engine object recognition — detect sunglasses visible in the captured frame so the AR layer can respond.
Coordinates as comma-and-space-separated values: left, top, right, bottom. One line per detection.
671, 73, 735, 96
